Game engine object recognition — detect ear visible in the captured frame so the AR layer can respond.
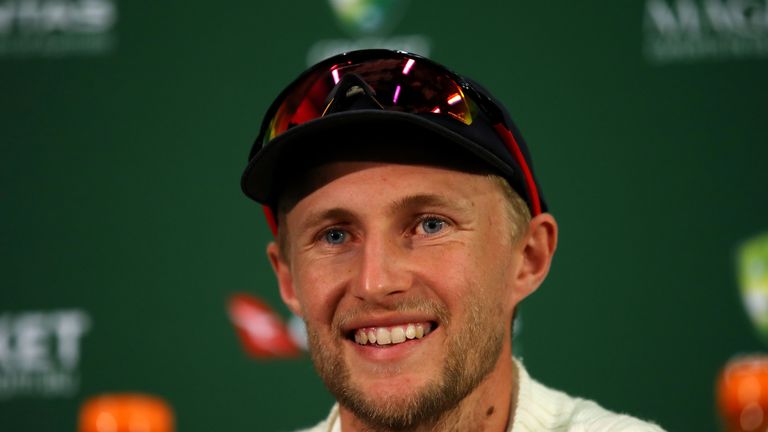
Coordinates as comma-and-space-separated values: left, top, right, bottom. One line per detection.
266, 241, 303, 318
509, 213, 558, 305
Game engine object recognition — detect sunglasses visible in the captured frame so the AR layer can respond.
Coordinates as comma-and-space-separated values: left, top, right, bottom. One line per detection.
248, 50, 543, 234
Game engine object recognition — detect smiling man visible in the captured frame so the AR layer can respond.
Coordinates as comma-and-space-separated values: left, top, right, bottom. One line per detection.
241, 50, 664, 432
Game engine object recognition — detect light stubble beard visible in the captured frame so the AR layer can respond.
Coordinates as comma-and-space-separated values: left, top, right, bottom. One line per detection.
306, 296, 506, 431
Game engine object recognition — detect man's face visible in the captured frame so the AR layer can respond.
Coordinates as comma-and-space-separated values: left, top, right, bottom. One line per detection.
273, 161, 524, 429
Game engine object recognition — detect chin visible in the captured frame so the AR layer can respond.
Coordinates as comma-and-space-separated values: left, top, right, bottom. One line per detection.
353, 372, 431, 401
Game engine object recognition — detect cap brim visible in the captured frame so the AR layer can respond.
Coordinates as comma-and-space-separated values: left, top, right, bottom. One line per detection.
240, 110, 517, 206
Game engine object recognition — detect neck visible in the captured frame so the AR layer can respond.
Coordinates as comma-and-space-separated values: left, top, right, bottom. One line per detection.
338, 344, 519, 432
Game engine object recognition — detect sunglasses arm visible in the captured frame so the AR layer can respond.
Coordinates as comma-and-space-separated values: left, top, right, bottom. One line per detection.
263, 205, 279, 237
492, 123, 543, 216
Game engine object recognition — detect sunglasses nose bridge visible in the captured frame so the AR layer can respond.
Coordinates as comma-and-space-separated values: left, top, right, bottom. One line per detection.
323, 72, 385, 116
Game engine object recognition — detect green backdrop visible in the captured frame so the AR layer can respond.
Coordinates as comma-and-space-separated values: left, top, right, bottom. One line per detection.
2, 0, 767, 430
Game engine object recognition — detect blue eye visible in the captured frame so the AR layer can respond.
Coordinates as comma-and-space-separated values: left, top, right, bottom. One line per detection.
420, 218, 445, 234
323, 229, 346, 244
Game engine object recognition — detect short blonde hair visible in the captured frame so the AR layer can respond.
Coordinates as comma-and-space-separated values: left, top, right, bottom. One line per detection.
487, 174, 531, 243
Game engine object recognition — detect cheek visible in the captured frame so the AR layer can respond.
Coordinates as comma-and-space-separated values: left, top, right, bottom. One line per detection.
292, 257, 352, 325
416, 238, 514, 312
412, 243, 486, 296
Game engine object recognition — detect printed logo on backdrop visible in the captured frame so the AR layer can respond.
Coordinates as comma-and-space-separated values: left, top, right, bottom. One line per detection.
228, 293, 306, 359
738, 232, 768, 344
643, 0, 768, 63
329, 0, 409, 37
0, 0, 117, 57
0, 310, 91, 399
306, 0, 430, 66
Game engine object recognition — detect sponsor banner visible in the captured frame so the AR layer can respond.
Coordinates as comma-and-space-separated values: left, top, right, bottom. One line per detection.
0, 309, 91, 399
0, 0, 117, 58
643, 0, 768, 63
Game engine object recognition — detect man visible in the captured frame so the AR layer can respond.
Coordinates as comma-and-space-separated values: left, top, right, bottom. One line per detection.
241, 50, 664, 432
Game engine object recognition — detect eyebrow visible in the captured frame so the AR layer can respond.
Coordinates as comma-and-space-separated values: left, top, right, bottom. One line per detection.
387, 193, 472, 216
300, 208, 358, 232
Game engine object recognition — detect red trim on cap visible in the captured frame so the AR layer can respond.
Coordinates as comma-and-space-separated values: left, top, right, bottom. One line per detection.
492, 123, 542, 216
263, 205, 278, 237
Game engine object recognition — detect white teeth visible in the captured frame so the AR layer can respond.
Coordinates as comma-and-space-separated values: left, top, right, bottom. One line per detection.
391, 327, 406, 343
354, 323, 433, 346
405, 324, 416, 339
376, 328, 392, 345
415, 324, 424, 338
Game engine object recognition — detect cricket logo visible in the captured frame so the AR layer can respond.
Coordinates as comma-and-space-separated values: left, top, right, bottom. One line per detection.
738, 232, 768, 344
328, 0, 411, 36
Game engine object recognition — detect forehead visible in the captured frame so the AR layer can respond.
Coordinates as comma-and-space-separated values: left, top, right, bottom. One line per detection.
280, 161, 503, 223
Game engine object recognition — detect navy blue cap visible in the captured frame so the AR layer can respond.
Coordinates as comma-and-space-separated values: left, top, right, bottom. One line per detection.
241, 49, 547, 216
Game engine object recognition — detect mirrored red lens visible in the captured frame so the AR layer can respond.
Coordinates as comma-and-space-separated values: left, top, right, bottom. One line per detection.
264, 55, 475, 145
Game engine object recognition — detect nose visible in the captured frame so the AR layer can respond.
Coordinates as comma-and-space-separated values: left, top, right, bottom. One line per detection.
351, 232, 411, 303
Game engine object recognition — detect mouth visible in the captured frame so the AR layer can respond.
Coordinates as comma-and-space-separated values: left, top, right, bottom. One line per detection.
346, 322, 436, 347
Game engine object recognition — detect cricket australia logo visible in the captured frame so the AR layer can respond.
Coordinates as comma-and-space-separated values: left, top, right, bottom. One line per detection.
328, 0, 410, 37
308, 0, 428, 65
